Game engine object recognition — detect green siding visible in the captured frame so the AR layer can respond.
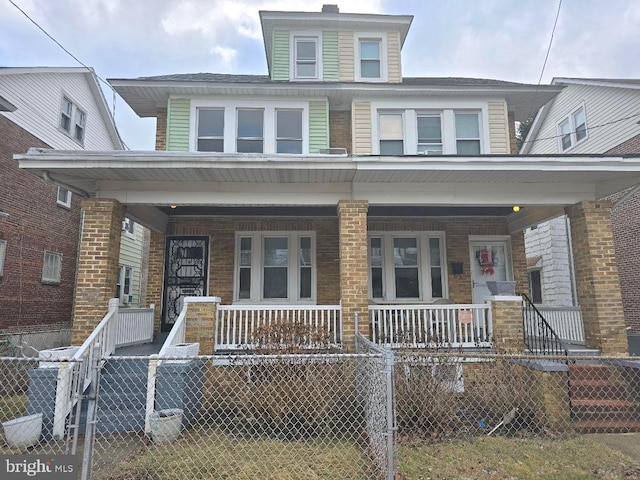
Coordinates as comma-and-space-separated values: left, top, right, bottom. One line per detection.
272, 30, 290, 80
167, 98, 190, 151
322, 32, 339, 81
309, 100, 329, 154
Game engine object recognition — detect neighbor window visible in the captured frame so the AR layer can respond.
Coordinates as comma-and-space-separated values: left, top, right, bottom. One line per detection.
557, 105, 587, 151
59, 96, 86, 143
379, 112, 404, 155
235, 232, 315, 302
528, 269, 543, 304
197, 108, 224, 152
237, 109, 264, 153
116, 266, 133, 303
455, 112, 481, 154
56, 187, 71, 208
368, 232, 445, 301
276, 109, 303, 154
417, 113, 443, 154
122, 218, 135, 237
359, 39, 381, 79
0, 240, 6, 277
294, 37, 318, 79
42, 251, 62, 284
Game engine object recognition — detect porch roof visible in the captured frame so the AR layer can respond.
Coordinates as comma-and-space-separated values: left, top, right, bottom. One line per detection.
16, 149, 640, 233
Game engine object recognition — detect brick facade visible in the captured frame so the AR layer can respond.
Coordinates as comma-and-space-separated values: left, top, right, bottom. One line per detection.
147, 230, 166, 335
184, 298, 220, 355
329, 111, 352, 153
507, 111, 517, 154
567, 200, 627, 354
155, 108, 167, 151
0, 114, 81, 330
606, 134, 640, 333
71, 198, 125, 344
338, 201, 369, 351
491, 298, 525, 352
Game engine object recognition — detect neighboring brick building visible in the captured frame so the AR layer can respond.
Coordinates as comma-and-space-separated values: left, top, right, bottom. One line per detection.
0, 67, 123, 339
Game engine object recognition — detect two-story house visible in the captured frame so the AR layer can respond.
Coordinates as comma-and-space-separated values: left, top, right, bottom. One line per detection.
16, 7, 640, 355
0, 67, 146, 350
521, 77, 640, 354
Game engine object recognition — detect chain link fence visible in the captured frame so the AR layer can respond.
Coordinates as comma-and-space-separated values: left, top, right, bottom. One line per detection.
1, 351, 639, 479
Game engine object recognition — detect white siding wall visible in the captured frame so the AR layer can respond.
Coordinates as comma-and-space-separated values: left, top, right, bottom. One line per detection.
0, 72, 118, 150
528, 84, 640, 154
524, 216, 574, 306
119, 222, 146, 306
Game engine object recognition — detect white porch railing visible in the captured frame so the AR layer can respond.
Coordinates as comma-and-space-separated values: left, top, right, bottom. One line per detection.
215, 305, 342, 351
369, 304, 493, 348
53, 298, 121, 439
535, 305, 585, 344
116, 305, 155, 348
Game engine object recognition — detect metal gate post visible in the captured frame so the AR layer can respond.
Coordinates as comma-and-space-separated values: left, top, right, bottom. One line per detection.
384, 345, 397, 480
80, 345, 101, 480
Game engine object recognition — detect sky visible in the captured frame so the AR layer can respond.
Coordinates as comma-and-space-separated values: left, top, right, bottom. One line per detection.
1, 0, 639, 150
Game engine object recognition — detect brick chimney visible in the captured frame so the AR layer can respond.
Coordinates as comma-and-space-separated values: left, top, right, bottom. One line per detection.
322, 4, 339, 13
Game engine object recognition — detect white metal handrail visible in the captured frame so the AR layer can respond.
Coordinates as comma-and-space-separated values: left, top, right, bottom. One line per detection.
116, 305, 155, 348
54, 298, 120, 438
534, 305, 584, 344
369, 304, 492, 348
216, 305, 342, 351
157, 305, 187, 358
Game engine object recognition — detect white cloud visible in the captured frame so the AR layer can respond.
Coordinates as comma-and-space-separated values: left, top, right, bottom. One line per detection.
210, 46, 238, 71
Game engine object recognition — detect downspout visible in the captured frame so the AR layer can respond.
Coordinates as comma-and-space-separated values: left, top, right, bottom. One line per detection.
42, 171, 90, 198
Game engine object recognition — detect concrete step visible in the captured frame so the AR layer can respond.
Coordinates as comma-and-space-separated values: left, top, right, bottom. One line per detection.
573, 420, 640, 434
571, 399, 636, 421
98, 390, 147, 410
103, 358, 149, 375
570, 380, 629, 400
94, 408, 146, 433
568, 364, 614, 382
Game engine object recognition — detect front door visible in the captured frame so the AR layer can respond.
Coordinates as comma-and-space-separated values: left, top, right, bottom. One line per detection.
162, 236, 209, 332
469, 238, 512, 305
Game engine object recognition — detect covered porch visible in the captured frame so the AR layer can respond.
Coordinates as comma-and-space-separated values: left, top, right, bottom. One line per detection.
16, 150, 639, 355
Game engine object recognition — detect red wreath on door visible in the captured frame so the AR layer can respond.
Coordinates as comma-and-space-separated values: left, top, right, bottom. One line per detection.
478, 248, 495, 275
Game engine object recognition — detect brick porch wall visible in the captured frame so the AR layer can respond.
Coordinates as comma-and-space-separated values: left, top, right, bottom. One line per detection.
147, 230, 166, 335
71, 198, 124, 344
567, 200, 627, 354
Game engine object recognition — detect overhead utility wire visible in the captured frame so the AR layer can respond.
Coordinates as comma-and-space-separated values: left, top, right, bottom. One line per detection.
7, 0, 128, 148
525, 0, 563, 122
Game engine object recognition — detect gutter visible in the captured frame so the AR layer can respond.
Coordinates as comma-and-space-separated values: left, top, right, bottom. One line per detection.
42, 171, 91, 198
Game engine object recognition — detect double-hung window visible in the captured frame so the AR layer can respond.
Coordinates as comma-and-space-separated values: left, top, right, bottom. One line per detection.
116, 266, 133, 303
122, 218, 135, 237
417, 113, 443, 154
236, 232, 315, 302
454, 112, 481, 154
237, 108, 264, 153
197, 108, 224, 152
59, 96, 86, 143
294, 37, 318, 79
42, 251, 62, 284
57, 187, 71, 208
276, 109, 303, 154
359, 39, 382, 79
558, 105, 587, 151
379, 112, 404, 155
368, 233, 445, 301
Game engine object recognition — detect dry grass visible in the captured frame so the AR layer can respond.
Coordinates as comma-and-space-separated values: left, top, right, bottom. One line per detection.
104, 429, 373, 480
399, 436, 640, 479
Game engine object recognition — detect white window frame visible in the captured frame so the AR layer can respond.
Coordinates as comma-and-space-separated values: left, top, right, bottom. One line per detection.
371, 101, 488, 155
189, 98, 310, 154
195, 107, 225, 152
0, 240, 6, 277
417, 112, 444, 154
116, 265, 134, 304
234, 231, 316, 303
275, 108, 304, 154
454, 111, 482, 155
378, 110, 405, 155
56, 186, 72, 208
368, 231, 447, 302
59, 95, 86, 145
355, 33, 387, 82
556, 103, 588, 152
236, 108, 265, 153
42, 250, 62, 284
290, 32, 322, 80
122, 218, 136, 238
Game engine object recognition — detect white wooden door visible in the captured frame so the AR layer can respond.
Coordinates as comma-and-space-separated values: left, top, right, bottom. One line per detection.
469, 239, 512, 304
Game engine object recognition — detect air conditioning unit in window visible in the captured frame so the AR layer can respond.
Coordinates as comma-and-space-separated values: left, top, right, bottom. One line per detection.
318, 148, 348, 156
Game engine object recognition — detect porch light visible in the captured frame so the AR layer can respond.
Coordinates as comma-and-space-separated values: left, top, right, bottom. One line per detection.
512, 205, 520, 212
170, 205, 177, 209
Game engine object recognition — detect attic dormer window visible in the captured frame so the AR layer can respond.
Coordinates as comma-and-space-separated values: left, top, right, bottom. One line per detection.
359, 39, 381, 79
294, 36, 319, 79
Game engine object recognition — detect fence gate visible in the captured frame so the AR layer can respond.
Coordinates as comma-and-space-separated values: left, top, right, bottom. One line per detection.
162, 236, 209, 332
